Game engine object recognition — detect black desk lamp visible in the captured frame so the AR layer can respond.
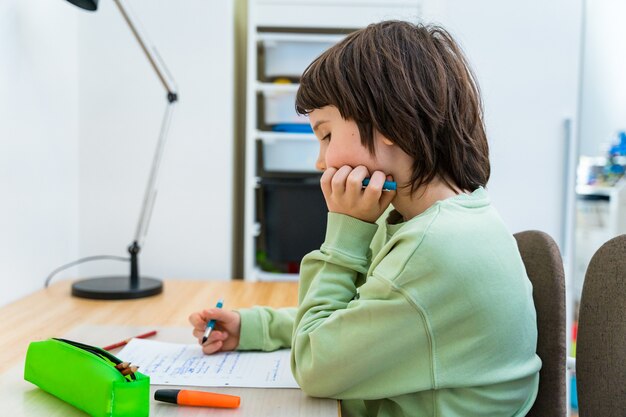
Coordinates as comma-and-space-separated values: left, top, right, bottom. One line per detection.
64, 0, 178, 299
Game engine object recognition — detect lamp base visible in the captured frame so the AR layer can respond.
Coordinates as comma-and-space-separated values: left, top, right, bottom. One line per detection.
71, 276, 163, 300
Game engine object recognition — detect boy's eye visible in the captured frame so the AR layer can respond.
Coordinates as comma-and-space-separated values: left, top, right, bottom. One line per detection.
322, 133, 331, 142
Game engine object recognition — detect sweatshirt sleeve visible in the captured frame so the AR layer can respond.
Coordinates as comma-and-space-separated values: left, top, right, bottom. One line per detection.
291, 213, 436, 399
237, 306, 296, 351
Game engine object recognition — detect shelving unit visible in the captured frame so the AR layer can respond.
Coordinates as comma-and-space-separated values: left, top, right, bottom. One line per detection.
243, 0, 421, 281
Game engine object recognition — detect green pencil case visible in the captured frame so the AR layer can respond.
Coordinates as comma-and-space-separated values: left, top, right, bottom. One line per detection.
24, 338, 150, 417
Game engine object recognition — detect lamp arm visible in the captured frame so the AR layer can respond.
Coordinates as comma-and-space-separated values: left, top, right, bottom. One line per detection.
111, 0, 179, 252
133, 101, 175, 248
113, 0, 178, 100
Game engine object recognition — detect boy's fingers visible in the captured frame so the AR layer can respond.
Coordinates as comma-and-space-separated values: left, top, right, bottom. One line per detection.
320, 167, 337, 198
371, 170, 386, 184
348, 166, 369, 194
193, 327, 226, 340
199, 330, 228, 345
202, 340, 223, 355
362, 171, 386, 201
189, 312, 206, 329
331, 165, 353, 193
379, 186, 396, 207
379, 174, 396, 207
203, 307, 233, 323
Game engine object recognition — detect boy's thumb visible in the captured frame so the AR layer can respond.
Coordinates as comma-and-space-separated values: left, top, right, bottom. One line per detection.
206, 307, 229, 321
380, 189, 396, 209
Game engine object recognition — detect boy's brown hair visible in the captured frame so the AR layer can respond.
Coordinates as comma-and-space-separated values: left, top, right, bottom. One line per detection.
295, 20, 490, 193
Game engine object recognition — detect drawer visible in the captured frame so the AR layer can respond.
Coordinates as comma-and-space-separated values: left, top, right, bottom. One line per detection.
258, 33, 344, 80
261, 89, 309, 126
259, 177, 327, 263
259, 137, 319, 173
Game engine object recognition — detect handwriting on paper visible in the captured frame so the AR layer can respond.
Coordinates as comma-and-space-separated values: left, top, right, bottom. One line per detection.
118, 339, 298, 388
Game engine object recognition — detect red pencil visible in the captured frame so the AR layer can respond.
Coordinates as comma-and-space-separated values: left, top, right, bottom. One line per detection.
102, 330, 158, 351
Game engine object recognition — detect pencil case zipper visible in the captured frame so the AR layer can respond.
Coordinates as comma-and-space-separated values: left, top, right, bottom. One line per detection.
53, 338, 136, 382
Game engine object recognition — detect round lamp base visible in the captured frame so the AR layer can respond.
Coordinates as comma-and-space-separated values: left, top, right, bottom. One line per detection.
71, 277, 163, 300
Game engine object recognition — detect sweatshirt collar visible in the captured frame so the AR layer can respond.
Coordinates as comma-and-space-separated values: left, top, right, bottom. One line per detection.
385, 187, 489, 236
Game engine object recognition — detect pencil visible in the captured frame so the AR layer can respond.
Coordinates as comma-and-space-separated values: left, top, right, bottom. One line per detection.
102, 330, 158, 351
202, 299, 224, 344
362, 178, 397, 191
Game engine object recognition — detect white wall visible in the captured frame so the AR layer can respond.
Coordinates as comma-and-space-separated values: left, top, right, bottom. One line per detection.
423, 0, 583, 246
76, 0, 235, 281
579, 0, 626, 156
0, 1, 79, 306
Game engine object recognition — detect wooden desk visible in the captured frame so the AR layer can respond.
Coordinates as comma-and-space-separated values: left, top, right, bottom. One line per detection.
0, 280, 339, 416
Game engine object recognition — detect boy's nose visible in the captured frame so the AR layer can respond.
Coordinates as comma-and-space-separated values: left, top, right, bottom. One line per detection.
315, 157, 326, 172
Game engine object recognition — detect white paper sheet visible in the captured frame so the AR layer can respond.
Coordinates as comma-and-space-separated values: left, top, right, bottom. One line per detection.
117, 338, 299, 388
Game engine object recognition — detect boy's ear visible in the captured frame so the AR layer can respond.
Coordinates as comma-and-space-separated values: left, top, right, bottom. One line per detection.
376, 131, 394, 146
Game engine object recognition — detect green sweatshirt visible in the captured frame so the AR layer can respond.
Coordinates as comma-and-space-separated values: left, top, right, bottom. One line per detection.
238, 188, 541, 417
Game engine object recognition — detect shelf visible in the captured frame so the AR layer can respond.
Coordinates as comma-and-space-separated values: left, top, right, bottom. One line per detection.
258, 32, 346, 44
255, 82, 299, 94
576, 184, 613, 197
258, 85, 307, 125
259, 134, 319, 173
256, 131, 316, 142
245, 0, 422, 281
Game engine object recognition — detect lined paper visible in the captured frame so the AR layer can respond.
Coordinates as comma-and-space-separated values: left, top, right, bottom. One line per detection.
118, 339, 298, 388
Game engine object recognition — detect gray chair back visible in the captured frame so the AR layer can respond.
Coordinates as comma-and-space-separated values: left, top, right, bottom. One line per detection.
514, 230, 566, 417
577, 234, 626, 417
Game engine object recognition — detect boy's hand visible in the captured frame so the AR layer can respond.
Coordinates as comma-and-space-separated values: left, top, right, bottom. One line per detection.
320, 165, 396, 223
189, 308, 241, 355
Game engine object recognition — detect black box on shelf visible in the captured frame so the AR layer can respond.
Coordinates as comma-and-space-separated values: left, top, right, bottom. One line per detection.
259, 177, 327, 264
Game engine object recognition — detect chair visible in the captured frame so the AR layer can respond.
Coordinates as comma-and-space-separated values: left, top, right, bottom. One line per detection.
576, 234, 626, 417
514, 231, 567, 417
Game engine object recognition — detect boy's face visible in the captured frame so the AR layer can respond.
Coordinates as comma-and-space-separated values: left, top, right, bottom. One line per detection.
309, 106, 394, 174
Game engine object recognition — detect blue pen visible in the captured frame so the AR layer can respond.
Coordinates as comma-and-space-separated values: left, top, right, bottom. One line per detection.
201, 299, 224, 344
362, 178, 397, 191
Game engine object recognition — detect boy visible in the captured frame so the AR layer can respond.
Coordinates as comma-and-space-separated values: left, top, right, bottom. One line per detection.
190, 21, 541, 417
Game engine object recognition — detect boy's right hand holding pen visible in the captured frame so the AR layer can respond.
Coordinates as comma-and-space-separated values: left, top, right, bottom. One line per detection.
321, 165, 396, 223
189, 305, 241, 355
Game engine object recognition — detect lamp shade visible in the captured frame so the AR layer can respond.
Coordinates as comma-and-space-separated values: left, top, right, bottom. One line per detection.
65, 0, 98, 11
